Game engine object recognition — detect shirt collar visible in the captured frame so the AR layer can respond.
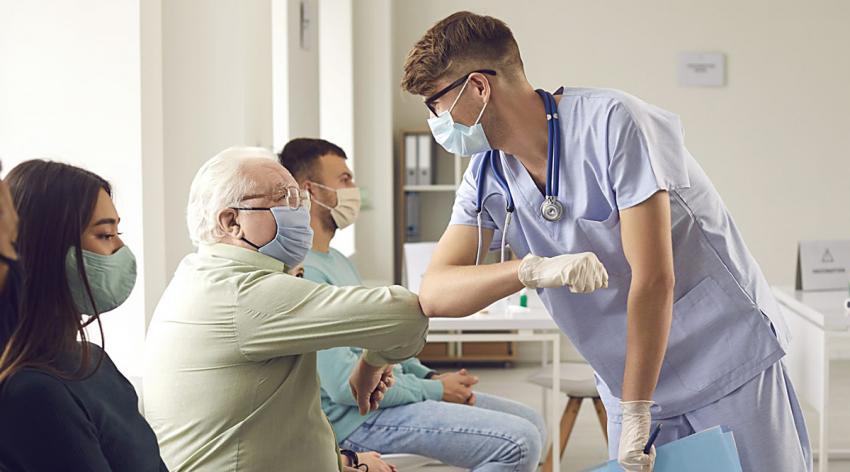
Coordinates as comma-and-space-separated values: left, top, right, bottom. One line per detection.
199, 243, 288, 273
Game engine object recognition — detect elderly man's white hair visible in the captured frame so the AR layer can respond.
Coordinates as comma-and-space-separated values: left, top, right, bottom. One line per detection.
187, 146, 278, 247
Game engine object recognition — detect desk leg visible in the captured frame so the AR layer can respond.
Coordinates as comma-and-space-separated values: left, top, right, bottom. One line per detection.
552, 335, 561, 472
542, 338, 549, 433
819, 348, 829, 472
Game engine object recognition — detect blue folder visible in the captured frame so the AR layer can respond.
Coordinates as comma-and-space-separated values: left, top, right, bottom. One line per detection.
584, 426, 743, 472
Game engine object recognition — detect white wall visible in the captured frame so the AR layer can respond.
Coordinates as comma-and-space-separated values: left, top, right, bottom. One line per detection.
161, 0, 275, 275
348, 0, 396, 284
0, 0, 149, 374
318, 0, 356, 256
392, 0, 850, 287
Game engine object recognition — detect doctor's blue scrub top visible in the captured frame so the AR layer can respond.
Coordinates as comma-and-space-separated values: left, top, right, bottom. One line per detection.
449, 87, 791, 419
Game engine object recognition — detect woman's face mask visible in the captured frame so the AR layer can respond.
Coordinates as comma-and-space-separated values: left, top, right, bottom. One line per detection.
65, 245, 137, 315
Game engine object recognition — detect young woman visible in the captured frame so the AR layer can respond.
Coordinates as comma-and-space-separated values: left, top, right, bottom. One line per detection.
0, 160, 167, 471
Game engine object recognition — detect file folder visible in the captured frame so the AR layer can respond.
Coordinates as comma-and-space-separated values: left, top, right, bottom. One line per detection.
404, 134, 418, 185
417, 134, 434, 185
585, 426, 743, 472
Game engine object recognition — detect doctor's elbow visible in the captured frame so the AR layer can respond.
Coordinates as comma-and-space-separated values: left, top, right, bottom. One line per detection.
418, 287, 442, 317
631, 269, 676, 294
417, 276, 454, 317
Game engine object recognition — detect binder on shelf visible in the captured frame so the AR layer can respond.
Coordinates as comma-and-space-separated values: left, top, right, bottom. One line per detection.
417, 134, 433, 185
404, 134, 418, 186
405, 192, 420, 240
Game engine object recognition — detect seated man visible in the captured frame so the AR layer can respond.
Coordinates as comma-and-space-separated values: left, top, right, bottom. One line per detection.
143, 147, 428, 472
280, 138, 547, 472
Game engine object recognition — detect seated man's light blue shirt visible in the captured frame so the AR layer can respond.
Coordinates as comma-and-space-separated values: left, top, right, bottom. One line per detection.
304, 248, 444, 442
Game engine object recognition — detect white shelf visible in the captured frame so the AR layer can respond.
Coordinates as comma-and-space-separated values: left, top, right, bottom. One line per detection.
404, 185, 457, 192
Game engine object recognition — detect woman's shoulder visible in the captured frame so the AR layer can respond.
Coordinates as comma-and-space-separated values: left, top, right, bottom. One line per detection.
1, 368, 73, 408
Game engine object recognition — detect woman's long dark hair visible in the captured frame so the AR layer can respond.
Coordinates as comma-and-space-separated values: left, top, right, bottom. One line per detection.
0, 160, 112, 384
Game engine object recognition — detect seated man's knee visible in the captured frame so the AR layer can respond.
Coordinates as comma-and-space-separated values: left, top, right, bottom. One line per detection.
492, 418, 543, 468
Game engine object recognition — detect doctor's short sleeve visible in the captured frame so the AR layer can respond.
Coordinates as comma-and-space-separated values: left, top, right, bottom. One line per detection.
606, 101, 692, 210
448, 154, 497, 229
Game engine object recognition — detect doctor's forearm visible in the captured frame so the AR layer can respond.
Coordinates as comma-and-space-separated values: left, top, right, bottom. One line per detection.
419, 260, 523, 317
621, 277, 674, 401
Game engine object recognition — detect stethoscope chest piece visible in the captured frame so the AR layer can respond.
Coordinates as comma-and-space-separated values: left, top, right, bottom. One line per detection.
540, 196, 564, 222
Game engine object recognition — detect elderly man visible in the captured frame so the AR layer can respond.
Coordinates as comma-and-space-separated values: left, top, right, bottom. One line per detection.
143, 147, 428, 472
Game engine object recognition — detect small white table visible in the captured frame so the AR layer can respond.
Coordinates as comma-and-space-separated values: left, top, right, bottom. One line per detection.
428, 307, 564, 472
773, 286, 850, 472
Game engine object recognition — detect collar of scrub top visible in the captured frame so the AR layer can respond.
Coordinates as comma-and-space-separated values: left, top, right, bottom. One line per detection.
472, 87, 564, 265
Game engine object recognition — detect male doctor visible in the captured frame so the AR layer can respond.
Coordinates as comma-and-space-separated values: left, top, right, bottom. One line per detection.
402, 11, 811, 472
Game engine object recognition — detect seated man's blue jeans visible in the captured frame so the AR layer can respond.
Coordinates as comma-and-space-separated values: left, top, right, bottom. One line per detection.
339, 393, 546, 472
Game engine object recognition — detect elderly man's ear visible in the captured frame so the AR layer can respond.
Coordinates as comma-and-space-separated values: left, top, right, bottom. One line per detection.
218, 208, 242, 239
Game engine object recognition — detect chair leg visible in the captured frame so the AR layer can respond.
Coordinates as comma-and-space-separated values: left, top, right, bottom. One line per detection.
541, 396, 583, 472
592, 397, 608, 444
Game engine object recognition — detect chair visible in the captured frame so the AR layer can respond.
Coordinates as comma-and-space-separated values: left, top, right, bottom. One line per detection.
527, 362, 608, 472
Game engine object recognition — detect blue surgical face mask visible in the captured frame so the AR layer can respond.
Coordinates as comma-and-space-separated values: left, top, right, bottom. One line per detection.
427, 78, 492, 156
239, 206, 314, 267
65, 245, 137, 315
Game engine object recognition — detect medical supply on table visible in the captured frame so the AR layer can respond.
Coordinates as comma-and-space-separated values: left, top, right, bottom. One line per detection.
519, 288, 528, 308
586, 426, 743, 472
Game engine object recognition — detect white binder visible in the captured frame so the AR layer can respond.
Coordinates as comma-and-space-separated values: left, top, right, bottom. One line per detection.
404, 134, 418, 185
417, 134, 433, 185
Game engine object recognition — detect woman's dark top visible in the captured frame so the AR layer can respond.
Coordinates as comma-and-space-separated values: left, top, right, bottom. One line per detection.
0, 342, 168, 471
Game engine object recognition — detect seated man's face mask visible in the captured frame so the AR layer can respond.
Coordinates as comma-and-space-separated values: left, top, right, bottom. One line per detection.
308, 181, 361, 229
235, 205, 314, 267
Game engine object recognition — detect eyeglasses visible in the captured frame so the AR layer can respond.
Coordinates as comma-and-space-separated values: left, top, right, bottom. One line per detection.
424, 69, 497, 116
238, 186, 311, 210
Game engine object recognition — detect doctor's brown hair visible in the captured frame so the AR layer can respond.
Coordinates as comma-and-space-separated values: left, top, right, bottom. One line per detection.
401, 11, 524, 96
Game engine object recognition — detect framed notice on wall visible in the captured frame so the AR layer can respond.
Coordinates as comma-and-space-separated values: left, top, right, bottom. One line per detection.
795, 240, 850, 291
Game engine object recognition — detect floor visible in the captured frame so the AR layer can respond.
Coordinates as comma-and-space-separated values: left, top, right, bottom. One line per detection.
464, 361, 850, 471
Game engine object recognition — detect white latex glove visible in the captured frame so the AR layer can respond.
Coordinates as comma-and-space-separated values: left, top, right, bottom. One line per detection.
618, 401, 656, 472
517, 253, 609, 292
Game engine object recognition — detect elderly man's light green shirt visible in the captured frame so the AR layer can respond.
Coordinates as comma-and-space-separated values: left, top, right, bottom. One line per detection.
142, 244, 428, 471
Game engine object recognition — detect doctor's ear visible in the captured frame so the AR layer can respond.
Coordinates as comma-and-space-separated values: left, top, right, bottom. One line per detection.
218, 208, 242, 238
467, 72, 492, 100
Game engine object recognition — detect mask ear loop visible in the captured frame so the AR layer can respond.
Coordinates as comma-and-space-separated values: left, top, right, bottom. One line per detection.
448, 78, 471, 113
448, 77, 489, 126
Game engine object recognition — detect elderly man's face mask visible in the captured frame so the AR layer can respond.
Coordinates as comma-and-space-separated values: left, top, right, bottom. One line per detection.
232, 186, 313, 267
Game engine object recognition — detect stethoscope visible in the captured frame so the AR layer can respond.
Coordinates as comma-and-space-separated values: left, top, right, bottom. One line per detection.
473, 88, 564, 265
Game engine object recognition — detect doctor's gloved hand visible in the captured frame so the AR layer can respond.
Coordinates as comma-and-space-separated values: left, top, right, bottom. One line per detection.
517, 253, 609, 292
618, 401, 656, 472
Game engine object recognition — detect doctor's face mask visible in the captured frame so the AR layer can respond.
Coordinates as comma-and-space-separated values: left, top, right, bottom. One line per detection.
427, 72, 494, 156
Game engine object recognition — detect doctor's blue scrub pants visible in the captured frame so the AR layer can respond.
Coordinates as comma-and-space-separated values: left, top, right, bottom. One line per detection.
606, 360, 812, 471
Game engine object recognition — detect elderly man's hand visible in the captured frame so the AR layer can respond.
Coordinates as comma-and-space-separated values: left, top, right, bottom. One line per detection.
349, 356, 395, 415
